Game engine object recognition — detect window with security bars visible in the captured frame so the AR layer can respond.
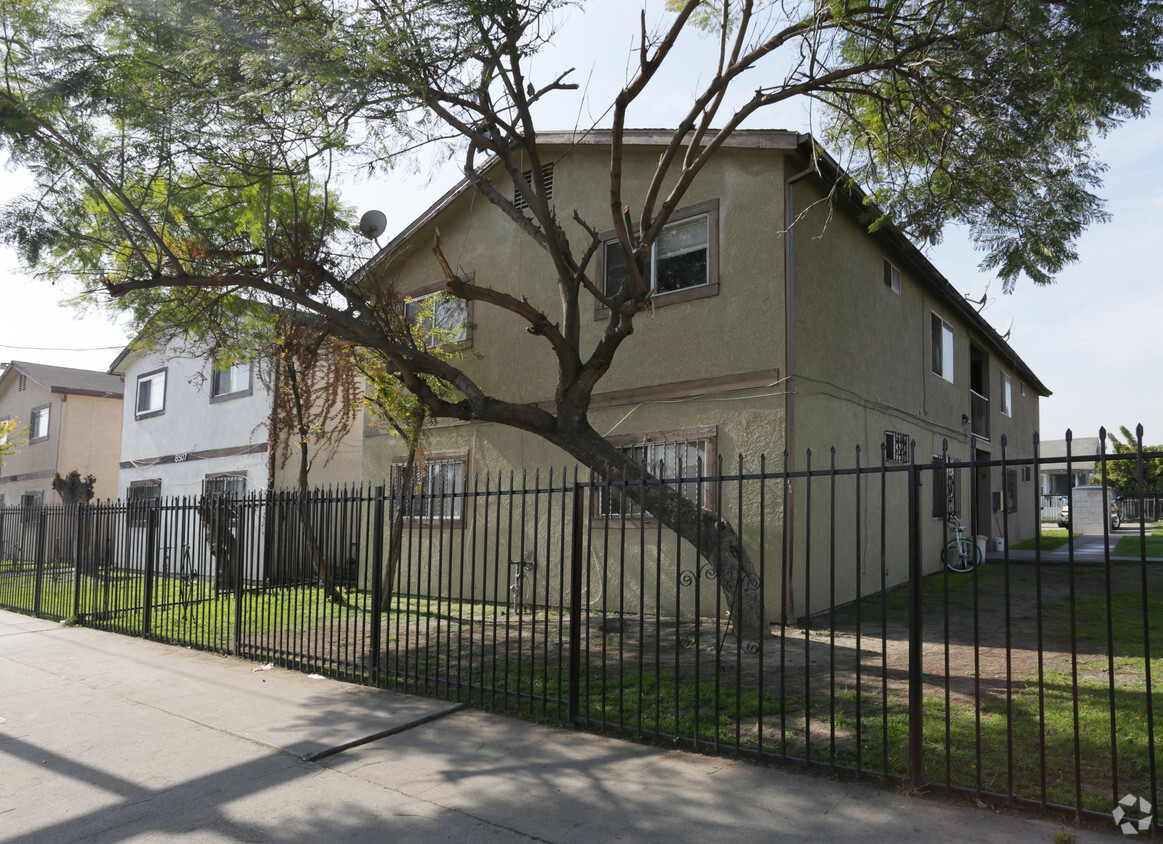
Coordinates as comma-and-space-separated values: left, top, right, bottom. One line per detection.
597, 434, 712, 519
392, 458, 465, 521
203, 475, 246, 499
127, 480, 161, 526
513, 163, 554, 211
931, 456, 961, 518
1006, 468, 1019, 514
20, 491, 42, 523
885, 431, 909, 463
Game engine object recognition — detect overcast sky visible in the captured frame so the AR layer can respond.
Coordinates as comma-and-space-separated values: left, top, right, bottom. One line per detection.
1, 0, 1158, 444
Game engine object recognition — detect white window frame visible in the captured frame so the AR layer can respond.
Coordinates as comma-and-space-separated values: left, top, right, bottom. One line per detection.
135, 368, 167, 418
883, 260, 901, 294
1000, 372, 1013, 417
931, 312, 954, 383
29, 405, 50, 442
596, 199, 720, 314
210, 361, 252, 401
405, 291, 469, 348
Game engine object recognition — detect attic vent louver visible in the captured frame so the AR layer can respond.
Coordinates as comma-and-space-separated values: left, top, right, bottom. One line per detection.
513, 163, 554, 211
17, 374, 27, 392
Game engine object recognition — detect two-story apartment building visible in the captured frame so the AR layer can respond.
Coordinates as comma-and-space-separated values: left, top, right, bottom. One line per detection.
356, 130, 1048, 619
109, 339, 363, 501
0, 361, 124, 506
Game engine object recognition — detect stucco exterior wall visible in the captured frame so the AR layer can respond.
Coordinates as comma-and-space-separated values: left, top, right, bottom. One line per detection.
55, 393, 124, 501
115, 347, 273, 499
0, 377, 58, 505
0, 374, 123, 505
359, 138, 1044, 623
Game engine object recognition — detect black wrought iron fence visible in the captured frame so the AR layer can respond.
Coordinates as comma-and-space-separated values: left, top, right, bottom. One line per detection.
1, 431, 1161, 829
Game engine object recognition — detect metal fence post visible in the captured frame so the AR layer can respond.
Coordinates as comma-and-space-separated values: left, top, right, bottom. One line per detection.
568, 474, 583, 724
33, 507, 46, 617
72, 503, 87, 618
232, 498, 244, 656
142, 503, 157, 638
370, 484, 386, 683
907, 459, 924, 790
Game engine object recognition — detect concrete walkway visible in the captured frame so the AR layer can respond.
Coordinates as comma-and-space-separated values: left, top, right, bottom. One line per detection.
1000, 523, 1159, 564
0, 609, 1118, 843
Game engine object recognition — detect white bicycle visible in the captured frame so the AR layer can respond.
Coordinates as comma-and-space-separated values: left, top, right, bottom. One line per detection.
941, 516, 983, 573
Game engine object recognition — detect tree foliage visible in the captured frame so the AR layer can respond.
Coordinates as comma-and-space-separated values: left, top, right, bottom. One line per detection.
0, 418, 26, 471
1, 0, 1161, 635
1104, 425, 1163, 494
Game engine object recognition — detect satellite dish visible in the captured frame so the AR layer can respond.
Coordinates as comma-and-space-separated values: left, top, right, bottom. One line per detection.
1000, 317, 1014, 341
358, 209, 387, 240
968, 278, 991, 307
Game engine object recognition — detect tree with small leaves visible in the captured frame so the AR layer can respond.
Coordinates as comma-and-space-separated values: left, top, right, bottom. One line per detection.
2, 0, 1161, 638
1103, 425, 1163, 495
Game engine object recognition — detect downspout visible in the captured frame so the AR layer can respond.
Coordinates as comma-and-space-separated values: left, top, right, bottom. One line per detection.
783, 152, 819, 623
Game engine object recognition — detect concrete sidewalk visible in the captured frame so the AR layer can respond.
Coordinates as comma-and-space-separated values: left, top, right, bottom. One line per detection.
0, 610, 1112, 843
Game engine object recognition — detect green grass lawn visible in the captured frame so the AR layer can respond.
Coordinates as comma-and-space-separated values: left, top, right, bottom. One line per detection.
1011, 529, 1074, 552
1112, 525, 1163, 557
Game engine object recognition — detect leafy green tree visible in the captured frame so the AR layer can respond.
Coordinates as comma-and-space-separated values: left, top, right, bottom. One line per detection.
0, 418, 26, 473
1103, 425, 1163, 494
1, 0, 1161, 638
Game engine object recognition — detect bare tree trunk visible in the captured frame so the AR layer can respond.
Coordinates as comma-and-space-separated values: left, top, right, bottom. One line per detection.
284, 359, 344, 604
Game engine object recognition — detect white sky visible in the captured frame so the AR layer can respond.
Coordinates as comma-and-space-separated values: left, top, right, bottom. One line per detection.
1, 0, 1159, 443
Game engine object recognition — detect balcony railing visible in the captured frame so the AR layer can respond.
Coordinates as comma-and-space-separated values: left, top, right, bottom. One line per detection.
970, 389, 989, 439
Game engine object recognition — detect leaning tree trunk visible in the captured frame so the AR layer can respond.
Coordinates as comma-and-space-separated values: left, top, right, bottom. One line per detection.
558, 424, 766, 646
379, 443, 417, 612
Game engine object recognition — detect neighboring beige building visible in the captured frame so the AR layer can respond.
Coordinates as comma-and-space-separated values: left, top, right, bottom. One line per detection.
0, 361, 124, 505
357, 130, 1049, 620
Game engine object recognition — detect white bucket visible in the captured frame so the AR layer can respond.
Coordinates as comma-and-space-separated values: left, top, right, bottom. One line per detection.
992, 537, 1005, 553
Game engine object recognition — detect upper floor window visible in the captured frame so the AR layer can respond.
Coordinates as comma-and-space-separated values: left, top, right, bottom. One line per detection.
135, 368, 167, 419
404, 282, 472, 350
29, 405, 50, 442
210, 361, 252, 401
931, 313, 954, 383
1000, 372, 1013, 417
883, 260, 901, 294
596, 199, 720, 313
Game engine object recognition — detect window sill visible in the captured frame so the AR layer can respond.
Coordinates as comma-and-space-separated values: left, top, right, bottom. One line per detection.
594, 281, 719, 320
210, 388, 254, 404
